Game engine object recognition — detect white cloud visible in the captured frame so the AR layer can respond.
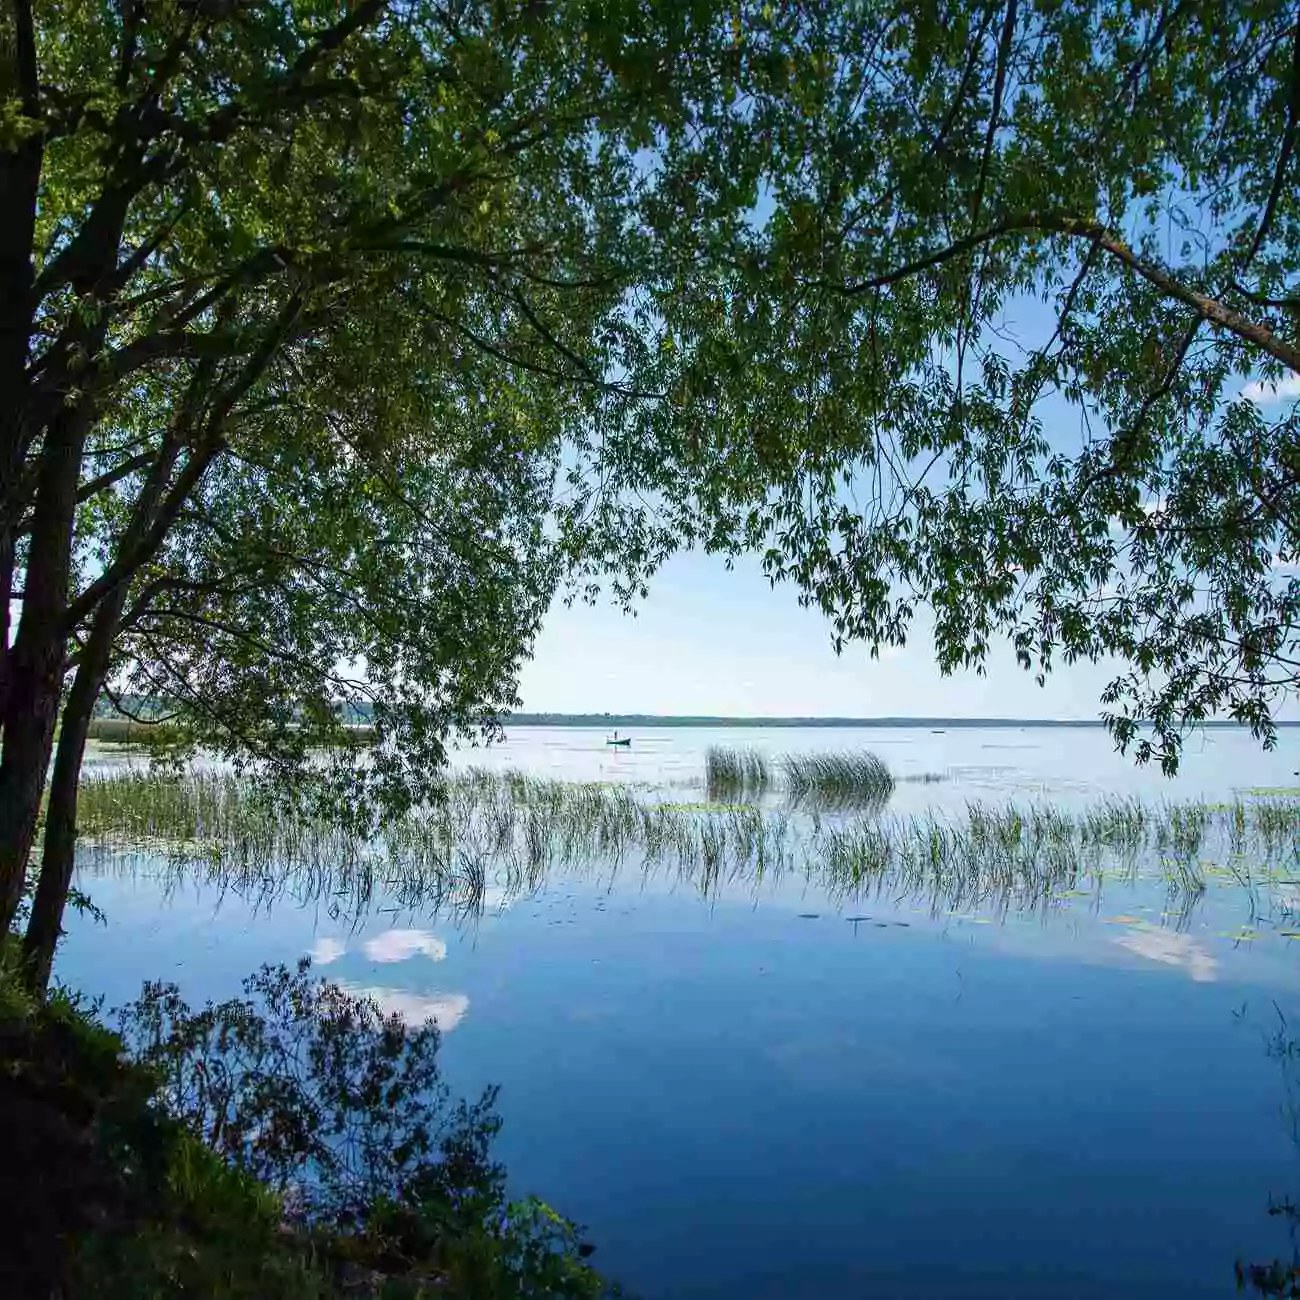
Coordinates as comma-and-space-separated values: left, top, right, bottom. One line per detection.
308, 936, 347, 966
335, 982, 469, 1031
362, 929, 447, 963
1113, 923, 1217, 982
1241, 372, 1300, 405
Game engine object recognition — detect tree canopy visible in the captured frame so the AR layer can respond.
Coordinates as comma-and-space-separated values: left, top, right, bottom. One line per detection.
574, 0, 1300, 772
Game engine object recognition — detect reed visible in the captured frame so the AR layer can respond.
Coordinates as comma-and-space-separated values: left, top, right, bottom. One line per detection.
75, 769, 1300, 932
780, 751, 894, 807
705, 746, 772, 800
705, 745, 898, 808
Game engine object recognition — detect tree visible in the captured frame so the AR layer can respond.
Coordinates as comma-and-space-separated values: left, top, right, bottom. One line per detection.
0, 0, 795, 981
575, 0, 1300, 773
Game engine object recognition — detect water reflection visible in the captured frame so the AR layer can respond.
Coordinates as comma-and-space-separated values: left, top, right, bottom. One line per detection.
1113, 924, 1219, 983
310, 929, 449, 966
62, 823, 1300, 1298
1240, 1011, 1300, 1295
362, 929, 448, 963
333, 984, 469, 1031
308, 936, 346, 964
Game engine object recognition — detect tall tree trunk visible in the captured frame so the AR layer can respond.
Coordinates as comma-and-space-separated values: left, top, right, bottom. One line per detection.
0, 627, 66, 933
18, 397, 199, 974
0, 137, 45, 721
22, 587, 126, 992
0, 402, 90, 932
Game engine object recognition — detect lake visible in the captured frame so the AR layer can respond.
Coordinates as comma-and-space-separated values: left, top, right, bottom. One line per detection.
60, 724, 1300, 1298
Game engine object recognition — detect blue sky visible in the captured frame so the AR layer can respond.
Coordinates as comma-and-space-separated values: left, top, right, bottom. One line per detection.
518, 548, 1127, 718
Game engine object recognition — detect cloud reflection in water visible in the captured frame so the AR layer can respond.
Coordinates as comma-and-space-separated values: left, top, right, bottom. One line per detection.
362, 929, 448, 963
1113, 923, 1218, 983
334, 982, 470, 1031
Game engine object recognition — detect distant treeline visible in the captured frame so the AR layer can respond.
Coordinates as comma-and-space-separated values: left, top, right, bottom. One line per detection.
94, 696, 1300, 733
500, 713, 1300, 730
92, 695, 372, 725
506, 713, 1111, 729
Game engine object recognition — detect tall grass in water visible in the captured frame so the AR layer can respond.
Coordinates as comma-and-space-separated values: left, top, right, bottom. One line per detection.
76, 770, 1300, 927
780, 751, 894, 808
707, 745, 897, 808
706, 746, 771, 800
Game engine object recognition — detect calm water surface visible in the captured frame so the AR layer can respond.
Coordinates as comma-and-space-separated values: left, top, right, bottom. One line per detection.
62, 725, 1300, 1298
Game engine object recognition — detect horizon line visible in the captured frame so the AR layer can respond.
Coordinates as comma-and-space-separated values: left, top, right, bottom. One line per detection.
502, 711, 1298, 728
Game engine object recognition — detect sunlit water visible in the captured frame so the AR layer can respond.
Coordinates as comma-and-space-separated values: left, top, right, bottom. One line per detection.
62, 725, 1300, 1298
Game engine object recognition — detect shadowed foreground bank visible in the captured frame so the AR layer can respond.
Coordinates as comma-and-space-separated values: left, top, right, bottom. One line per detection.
0, 952, 611, 1299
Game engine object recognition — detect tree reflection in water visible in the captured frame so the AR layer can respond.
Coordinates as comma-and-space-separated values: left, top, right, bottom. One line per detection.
1239, 1012, 1300, 1297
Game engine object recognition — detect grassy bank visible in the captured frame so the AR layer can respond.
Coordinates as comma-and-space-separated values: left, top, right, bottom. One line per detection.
74, 770, 1300, 923
0, 952, 610, 1299
87, 716, 186, 746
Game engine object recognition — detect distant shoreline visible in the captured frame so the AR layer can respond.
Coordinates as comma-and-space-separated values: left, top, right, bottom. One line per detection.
501, 713, 1300, 730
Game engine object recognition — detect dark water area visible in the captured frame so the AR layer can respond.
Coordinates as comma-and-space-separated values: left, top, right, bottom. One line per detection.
62, 726, 1300, 1297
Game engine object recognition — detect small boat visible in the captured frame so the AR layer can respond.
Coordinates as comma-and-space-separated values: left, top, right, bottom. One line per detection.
605, 735, 631, 748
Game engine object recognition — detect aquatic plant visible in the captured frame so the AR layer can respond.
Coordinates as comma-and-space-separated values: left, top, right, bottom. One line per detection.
73, 770, 1300, 931
705, 746, 772, 800
705, 745, 899, 808
780, 751, 895, 808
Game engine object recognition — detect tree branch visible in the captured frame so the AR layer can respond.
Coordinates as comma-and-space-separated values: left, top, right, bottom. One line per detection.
115, 0, 141, 92
108, 203, 189, 293
101, 679, 182, 726
101, 325, 252, 384
970, 0, 1017, 232
837, 211, 1300, 373
77, 450, 156, 503
509, 284, 600, 381
127, 633, 276, 765
137, 607, 376, 701
118, 566, 280, 637
65, 297, 303, 629
167, 0, 387, 149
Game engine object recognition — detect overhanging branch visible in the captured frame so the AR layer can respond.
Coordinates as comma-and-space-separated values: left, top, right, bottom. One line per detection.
836, 211, 1300, 373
